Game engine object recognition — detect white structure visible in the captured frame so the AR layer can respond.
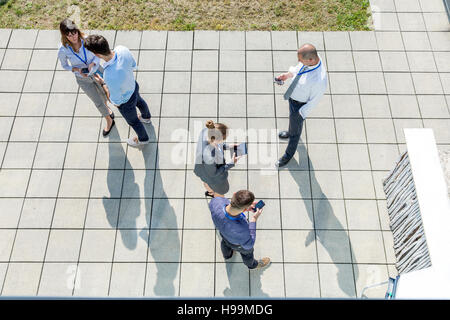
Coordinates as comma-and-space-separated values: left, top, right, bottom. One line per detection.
393, 129, 450, 299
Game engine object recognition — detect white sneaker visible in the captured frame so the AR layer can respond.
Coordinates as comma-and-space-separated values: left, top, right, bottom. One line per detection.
139, 115, 152, 124
126, 137, 150, 148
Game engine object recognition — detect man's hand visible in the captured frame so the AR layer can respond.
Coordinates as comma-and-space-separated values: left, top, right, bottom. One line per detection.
249, 200, 258, 211
276, 73, 292, 81
93, 73, 103, 83
249, 207, 263, 223
93, 73, 113, 105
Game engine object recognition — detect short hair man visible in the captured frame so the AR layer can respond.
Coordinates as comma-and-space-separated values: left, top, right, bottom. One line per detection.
209, 190, 270, 270
84, 35, 152, 148
275, 44, 328, 167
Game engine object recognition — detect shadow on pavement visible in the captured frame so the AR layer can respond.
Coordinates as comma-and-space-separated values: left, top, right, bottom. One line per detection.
102, 122, 181, 296
143, 123, 180, 296
102, 128, 140, 250
287, 142, 359, 297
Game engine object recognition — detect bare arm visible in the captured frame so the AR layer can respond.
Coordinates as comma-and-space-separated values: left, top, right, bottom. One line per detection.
276, 72, 294, 81
93, 73, 112, 104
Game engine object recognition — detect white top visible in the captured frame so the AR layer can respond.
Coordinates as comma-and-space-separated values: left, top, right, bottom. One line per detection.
287, 56, 328, 119
395, 128, 450, 299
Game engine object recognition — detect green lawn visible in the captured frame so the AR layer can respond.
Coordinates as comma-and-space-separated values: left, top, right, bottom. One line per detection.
0, 0, 371, 31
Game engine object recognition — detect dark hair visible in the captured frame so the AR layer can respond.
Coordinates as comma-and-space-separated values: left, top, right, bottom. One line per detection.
59, 18, 85, 49
84, 34, 111, 56
230, 190, 255, 210
205, 120, 228, 143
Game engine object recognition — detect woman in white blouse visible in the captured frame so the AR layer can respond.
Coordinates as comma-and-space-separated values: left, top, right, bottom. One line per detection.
58, 19, 115, 137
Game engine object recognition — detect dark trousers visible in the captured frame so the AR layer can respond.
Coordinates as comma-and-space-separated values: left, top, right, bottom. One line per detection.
117, 81, 151, 142
220, 234, 258, 269
282, 98, 306, 162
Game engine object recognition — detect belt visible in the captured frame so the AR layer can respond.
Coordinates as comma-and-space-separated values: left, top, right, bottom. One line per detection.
289, 98, 306, 104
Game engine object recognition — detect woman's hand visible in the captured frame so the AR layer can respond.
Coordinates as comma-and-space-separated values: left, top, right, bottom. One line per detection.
72, 67, 87, 77
232, 153, 241, 164
88, 62, 95, 71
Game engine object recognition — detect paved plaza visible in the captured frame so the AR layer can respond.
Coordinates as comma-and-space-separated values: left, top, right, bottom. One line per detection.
0, 0, 449, 298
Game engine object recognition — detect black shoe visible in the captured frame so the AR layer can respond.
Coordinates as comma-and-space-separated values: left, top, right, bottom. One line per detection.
278, 131, 290, 139
102, 120, 115, 137
275, 158, 289, 168
205, 191, 215, 198
224, 250, 234, 260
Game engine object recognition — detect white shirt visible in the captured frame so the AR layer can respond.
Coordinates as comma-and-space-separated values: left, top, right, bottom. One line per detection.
287, 56, 328, 119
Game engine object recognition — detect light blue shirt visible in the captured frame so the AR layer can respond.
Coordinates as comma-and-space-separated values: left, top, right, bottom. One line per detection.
58, 39, 100, 78
102, 45, 137, 106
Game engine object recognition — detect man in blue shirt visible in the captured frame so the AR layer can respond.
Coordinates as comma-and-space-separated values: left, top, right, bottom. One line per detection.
209, 190, 270, 270
85, 35, 152, 148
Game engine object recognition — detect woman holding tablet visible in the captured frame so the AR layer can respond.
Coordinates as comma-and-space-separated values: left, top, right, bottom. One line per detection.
57, 18, 115, 137
194, 120, 241, 198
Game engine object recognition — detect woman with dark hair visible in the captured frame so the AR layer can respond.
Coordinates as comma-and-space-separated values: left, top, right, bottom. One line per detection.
57, 18, 115, 137
194, 120, 241, 198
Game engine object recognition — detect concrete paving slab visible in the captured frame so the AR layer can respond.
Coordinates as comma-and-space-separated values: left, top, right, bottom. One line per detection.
1, 6, 448, 296
18, 198, 55, 228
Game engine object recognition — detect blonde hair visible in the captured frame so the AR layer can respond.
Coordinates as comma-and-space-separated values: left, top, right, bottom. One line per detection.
205, 120, 228, 143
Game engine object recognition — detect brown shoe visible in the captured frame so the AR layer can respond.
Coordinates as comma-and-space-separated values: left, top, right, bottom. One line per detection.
252, 257, 271, 270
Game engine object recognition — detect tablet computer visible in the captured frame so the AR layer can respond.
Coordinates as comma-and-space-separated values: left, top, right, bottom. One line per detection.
230, 143, 248, 157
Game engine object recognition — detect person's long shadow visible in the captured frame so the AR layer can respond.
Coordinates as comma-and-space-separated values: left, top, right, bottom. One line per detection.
215, 219, 269, 297
102, 128, 140, 250
220, 261, 269, 297
141, 123, 181, 296
287, 142, 359, 297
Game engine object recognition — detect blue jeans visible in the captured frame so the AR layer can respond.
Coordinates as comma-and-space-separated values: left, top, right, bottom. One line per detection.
117, 81, 151, 142
220, 234, 258, 269
282, 98, 306, 162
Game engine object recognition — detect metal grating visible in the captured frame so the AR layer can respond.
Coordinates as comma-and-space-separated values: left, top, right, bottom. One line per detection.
383, 152, 432, 274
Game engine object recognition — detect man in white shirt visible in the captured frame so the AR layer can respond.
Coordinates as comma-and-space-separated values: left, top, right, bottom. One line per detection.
275, 44, 328, 168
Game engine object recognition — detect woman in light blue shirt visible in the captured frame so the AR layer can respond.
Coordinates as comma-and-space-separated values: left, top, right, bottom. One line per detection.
57, 19, 115, 137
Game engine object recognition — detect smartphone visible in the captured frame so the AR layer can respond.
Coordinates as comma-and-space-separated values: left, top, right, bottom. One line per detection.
274, 77, 284, 85
252, 200, 265, 212
81, 67, 90, 74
